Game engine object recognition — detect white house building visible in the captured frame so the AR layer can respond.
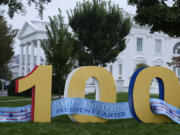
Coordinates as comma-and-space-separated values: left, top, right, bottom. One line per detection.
17, 21, 48, 76
106, 24, 180, 92
16, 20, 180, 93
8, 55, 45, 78
8, 55, 19, 78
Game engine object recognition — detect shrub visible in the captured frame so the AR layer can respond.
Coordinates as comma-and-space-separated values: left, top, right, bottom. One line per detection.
135, 63, 149, 71
8, 77, 32, 97
52, 76, 65, 95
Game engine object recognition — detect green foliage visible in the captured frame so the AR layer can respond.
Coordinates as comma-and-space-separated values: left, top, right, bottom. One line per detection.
0, 64, 13, 81
42, 9, 76, 95
128, 0, 180, 37
0, 80, 2, 90
0, 0, 51, 18
167, 56, 180, 67
135, 63, 148, 71
0, 16, 16, 78
68, 0, 131, 66
8, 77, 32, 97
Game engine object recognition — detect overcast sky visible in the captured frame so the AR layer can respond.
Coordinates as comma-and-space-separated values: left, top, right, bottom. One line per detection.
4, 0, 136, 54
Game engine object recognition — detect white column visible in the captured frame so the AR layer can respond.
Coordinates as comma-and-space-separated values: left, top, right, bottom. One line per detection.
124, 34, 134, 87
30, 41, 35, 71
148, 36, 153, 66
24, 43, 29, 75
146, 36, 152, 65
36, 40, 41, 65
19, 45, 24, 76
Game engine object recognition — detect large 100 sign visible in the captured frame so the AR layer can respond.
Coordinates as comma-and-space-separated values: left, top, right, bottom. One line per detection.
1, 66, 180, 124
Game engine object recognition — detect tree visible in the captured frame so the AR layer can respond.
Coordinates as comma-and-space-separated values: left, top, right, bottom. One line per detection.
128, 0, 180, 37
0, 80, 2, 90
41, 9, 76, 95
68, 0, 131, 67
128, 0, 180, 68
8, 76, 32, 97
0, 15, 17, 79
167, 56, 180, 67
0, 65, 13, 81
0, 0, 51, 18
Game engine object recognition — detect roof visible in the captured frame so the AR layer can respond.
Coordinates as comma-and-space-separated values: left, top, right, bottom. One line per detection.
17, 20, 49, 40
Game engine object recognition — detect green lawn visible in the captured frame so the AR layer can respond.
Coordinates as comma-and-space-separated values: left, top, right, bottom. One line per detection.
0, 93, 179, 135
0, 95, 59, 107
0, 96, 29, 101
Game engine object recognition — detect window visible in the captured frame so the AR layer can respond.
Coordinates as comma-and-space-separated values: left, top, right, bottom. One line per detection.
173, 42, 180, 54
177, 68, 180, 81
155, 39, 161, 53
173, 67, 180, 81
177, 46, 180, 54
136, 38, 143, 52
110, 65, 113, 74
119, 64, 122, 79
173, 67, 176, 72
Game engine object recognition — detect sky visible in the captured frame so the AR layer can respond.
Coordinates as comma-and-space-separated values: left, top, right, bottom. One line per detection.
4, 0, 136, 55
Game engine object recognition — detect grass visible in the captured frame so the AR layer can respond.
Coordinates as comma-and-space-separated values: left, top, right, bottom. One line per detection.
0, 92, 128, 107
0, 93, 179, 135
0, 95, 59, 107
0, 96, 31, 107
0, 96, 29, 101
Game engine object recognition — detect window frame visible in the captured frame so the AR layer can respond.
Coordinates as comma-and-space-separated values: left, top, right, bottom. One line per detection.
136, 37, 143, 52
155, 39, 162, 53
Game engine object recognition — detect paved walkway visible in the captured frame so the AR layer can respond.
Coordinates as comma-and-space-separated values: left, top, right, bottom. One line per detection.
0, 90, 7, 96
0, 98, 31, 103
0, 96, 59, 103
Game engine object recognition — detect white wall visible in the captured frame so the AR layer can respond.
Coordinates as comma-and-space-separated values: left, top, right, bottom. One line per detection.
107, 24, 180, 91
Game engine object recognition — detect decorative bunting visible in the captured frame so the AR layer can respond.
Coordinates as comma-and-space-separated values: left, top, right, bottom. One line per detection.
1, 98, 180, 123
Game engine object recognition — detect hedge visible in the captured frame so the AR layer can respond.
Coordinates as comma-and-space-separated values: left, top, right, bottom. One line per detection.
8, 77, 32, 97
0, 80, 2, 90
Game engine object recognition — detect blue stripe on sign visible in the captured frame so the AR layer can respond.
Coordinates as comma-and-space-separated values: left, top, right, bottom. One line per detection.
128, 67, 146, 122
128, 68, 165, 123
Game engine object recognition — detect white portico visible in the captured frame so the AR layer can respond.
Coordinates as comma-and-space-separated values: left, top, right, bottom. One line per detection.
17, 21, 48, 76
